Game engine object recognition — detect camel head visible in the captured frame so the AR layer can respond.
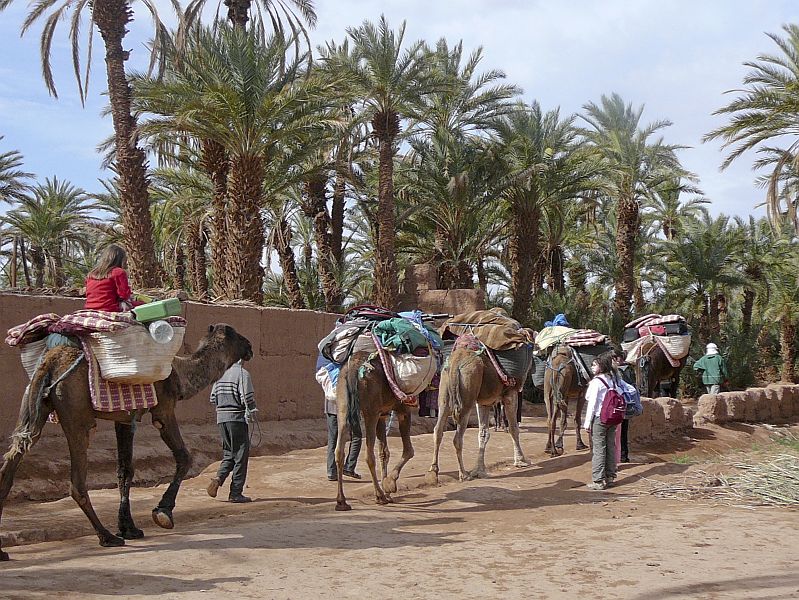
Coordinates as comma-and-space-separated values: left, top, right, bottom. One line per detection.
200, 323, 253, 366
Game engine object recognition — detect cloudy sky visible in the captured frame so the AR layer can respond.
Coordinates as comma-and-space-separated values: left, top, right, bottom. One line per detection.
1, 0, 795, 217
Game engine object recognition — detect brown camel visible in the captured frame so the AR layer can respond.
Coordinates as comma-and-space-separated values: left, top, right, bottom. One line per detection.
0, 323, 252, 561
426, 347, 528, 486
542, 344, 588, 457
633, 344, 685, 398
335, 351, 416, 511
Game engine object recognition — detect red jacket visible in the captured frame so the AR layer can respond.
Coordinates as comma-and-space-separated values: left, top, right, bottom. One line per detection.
84, 267, 135, 312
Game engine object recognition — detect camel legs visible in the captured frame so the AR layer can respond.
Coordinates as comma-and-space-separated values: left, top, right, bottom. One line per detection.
60, 416, 125, 549
376, 415, 390, 482
502, 392, 529, 467
115, 421, 144, 539
471, 403, 492, 479
334, 415, 352, 511
363, 412, 391, 505
425, 402, 451, 486
0, 390, 51, 561
452, 408, 472, 481
151, 411, 192, 529
382, 409, 414, 495
574, 395, 588, 450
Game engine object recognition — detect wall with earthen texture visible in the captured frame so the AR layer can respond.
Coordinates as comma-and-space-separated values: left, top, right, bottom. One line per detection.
0, 294, 337, 440
629, 397, 694, 443
692, 384, 799, 426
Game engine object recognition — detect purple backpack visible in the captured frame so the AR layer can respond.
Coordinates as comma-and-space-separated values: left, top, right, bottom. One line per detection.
598, 377, 626, 426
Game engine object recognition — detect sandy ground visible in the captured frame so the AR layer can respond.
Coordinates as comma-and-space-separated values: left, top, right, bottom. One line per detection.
2, 416, 798, 600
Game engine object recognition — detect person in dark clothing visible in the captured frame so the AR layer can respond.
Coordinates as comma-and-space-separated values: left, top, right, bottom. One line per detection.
206, 360, 257, 503
315, 354, 361, 481
613, 349, 636, 463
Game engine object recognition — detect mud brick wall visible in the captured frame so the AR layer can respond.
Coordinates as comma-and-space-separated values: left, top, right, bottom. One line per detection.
693, 384, 799, 426
0, 294, 337, 439
629, 397, 694, 443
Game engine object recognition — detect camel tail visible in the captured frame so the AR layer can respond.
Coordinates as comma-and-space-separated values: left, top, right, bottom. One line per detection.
450, 365, 464, 422
344, 362, 361, 433
4, 363, 52, 461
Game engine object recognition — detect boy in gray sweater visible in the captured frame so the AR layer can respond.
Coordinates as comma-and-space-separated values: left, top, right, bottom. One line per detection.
206, 360, 257, 503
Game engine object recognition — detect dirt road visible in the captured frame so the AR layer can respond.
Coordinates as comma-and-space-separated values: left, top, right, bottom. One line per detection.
2, 418, 798, 599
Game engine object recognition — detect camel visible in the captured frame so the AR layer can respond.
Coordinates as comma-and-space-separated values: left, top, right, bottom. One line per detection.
542, 344, 588, 457
335, 351, 416, 511
0, 323, 252, 561
426, 346, 529, 486
634, 345, 685, 398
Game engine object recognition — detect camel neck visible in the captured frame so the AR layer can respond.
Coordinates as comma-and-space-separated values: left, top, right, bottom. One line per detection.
173, 342, 231, 400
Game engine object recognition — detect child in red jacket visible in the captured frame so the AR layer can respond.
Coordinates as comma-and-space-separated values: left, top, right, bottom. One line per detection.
84, 244, 141, 312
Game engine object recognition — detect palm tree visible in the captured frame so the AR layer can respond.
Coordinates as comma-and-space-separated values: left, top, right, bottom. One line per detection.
582, 93, 689, 325
705, 25, 799, 232
661, 214, 745, 341
494, 102, 596, 323
3, 177, 96, 287
0, 137, 33, 204
763, 252, 799, 382
644, 177, 708, 240
322, 16, 434, 309
133, 24, 339, 302
186, 0, 315, 33
0, 0, 176, 287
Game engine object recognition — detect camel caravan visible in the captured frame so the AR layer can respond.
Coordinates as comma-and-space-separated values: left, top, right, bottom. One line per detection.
0, 298, 691, 559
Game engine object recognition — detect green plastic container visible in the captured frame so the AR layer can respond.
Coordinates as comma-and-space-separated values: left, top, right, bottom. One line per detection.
132, 298, 182, 323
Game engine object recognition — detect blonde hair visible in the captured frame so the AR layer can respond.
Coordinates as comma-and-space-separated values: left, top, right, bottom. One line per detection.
89, 244, 127, 280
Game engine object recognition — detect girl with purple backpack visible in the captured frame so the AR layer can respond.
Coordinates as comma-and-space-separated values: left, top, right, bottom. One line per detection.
582, 353, 623, 490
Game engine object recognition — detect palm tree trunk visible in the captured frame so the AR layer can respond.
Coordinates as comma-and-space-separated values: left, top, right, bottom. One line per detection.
225, 0, 251, 29
614, 194, 638, 322
716, 293, 728, 333
199, 139, 229, 299
273, 213, 306, 309
52, 252, 65, 288
189, 224, 209, 300
476, 255, 487, 292
174, 243, 186, 290
779, 316, 796, 382
303, 174, 341, 311
372, 111, 400, 310
742, 289, 755, 333
19, 238, 31, 287
10, 237, 18, 288
30, 246, 45, 287
331, 155, 347, 268
634, 284, 646, 314
225, 154, 265, 302
709, 292, 721, 339
92, 0, 161, 288
509, 200, 540, 323
548, 244, 565, 293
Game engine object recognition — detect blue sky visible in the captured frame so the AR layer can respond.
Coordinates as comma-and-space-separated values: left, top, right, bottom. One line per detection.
1, 0, 796, 218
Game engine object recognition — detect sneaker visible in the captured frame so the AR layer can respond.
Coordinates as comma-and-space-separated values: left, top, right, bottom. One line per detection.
343, 470, 362, 480
206, 477, 221, 498
327, 474, 337, 481
620, 456, 630, 463
228, 495, 252, 503
586, 481, 607, 491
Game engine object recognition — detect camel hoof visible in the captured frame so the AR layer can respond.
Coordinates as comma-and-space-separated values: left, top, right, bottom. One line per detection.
576, 441, 588, 451
0, 550, 9, 561
376, 495, 390, 505
100, 534, 125, 548
514, 459, 530, 468
554, 446, 565, 456
425, 471, 440, 486
468, 469, 487, 480
117, 527, 144, 540
151, 509, 174, 530
335, 501, 352, 512
382, 477, 398, 494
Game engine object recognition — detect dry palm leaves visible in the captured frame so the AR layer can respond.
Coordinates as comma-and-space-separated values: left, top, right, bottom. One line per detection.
642, 454, 799, 507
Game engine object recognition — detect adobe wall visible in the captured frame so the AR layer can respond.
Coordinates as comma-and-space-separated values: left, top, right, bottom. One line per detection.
0, 294, 337, 440
692, 384, 799, 426
628, 397, 694, 444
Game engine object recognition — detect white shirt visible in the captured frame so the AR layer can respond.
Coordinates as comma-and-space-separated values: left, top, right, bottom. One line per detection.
583, 373, 637, 429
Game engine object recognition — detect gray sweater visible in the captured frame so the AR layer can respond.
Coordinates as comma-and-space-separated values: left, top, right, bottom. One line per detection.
210, 362, 256, 424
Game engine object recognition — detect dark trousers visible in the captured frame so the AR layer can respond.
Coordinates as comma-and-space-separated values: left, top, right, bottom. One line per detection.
326, 413, 362, 477
216, 421, 250, 497
621, 419, 629, 461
